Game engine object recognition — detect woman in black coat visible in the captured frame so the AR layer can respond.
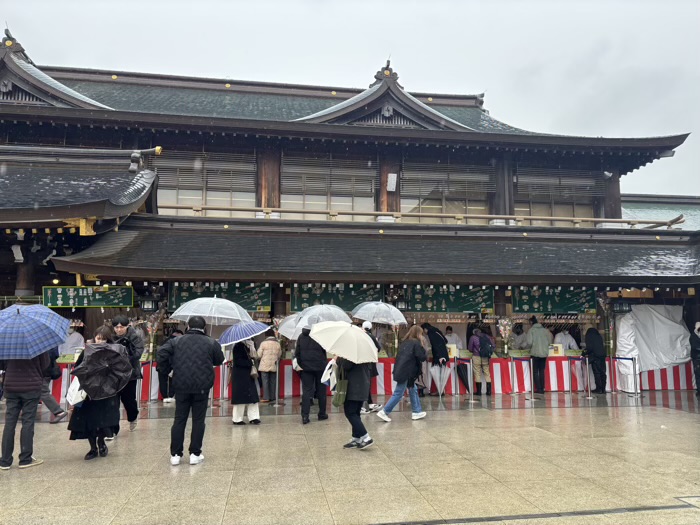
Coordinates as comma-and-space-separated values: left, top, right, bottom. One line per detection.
582, 328, 607, 394
67, 326, 123, 460
230, 340, 260, 425
336, 357, 373, 449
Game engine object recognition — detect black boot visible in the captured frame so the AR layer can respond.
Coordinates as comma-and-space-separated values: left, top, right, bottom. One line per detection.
475, 383, 482, 396
486, 383, 492, 396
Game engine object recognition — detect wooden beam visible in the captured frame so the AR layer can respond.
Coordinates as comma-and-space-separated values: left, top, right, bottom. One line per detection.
256, 147, 281, 208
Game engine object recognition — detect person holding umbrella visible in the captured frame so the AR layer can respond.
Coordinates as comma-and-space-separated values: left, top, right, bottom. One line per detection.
376, 325, 427, 422
230, 338, 262, 425
308, 321, 378, 449
68, 326, 131, 460
0, 304, 68, 470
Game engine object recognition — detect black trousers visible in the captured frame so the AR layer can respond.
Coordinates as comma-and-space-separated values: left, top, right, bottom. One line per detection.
343, 399, 367, 439
300, 370, 327, 418
170, 392, 209, 457
114, 380, 139, 435
591, 358, 607, 392
693, 356, 700, 395
532, 357, 547, 393
158, 370, 173, 399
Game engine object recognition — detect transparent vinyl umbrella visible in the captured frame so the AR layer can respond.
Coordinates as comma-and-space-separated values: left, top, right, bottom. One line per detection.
351, 301, 407, 327
278, 305, 351, 340
170, 297, 253, 326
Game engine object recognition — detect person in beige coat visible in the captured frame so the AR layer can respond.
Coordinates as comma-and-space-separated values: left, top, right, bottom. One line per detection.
256, 330, 282, 403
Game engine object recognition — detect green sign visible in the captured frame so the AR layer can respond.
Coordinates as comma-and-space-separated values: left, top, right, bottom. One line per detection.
168, 282, 271, 312
42, 286, 134, 308
291, 284, 384, 312
512, 286, 597, 314
407, 285, 494, 313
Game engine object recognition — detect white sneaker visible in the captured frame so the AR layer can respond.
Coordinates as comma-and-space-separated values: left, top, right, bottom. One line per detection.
412, 411, 427, 420
376, 409, 391, 422
170, 455, 181, 466
104, 435, 116, 442
368, 404, 383, 412
360, 407, 370, 415
189, 453, 204, 465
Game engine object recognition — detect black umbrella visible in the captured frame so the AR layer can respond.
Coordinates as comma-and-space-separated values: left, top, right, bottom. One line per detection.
456, 363, 471, 393
71, 343, 132, 401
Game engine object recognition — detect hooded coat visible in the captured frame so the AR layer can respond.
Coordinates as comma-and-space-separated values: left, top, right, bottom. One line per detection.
230, 341, 259, 404
423, 324, 449, 363
526, 323, 553, 358
393, 339, 427, 386
583, 328, 606, 359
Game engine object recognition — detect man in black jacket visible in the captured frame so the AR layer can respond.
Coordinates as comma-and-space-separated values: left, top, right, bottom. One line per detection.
295, 327, 329, 425
111, 315, 144, 435
690, 322, 700, 398
157, 316, 224, 466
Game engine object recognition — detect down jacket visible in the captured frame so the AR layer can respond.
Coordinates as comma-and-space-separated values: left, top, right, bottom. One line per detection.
0, 351, 50, 393
336, 357, 371, 402
257, 337, 282, 373
295, 329, 328, 372
157, 329, 224, 395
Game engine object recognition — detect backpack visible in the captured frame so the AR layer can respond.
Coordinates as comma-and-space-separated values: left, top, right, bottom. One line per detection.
478, 334, 495, 358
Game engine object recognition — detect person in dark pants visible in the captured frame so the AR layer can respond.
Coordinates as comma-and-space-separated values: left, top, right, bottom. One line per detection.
110, 315, 144, 437
0, 350, 50, 469
295, 328, 328, 425
526, 316, 552, 394
41, 346, 68, 423
361, 321, 383, 414
691, 322, 700, 398
158, 330, 183, 403
157, 316, 224, 466
582, 327, 607, 394
337, 357, 374, 449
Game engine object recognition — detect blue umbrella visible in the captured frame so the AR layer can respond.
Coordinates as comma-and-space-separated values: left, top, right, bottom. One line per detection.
219, 321, 270, 346
0, 304, 70, 360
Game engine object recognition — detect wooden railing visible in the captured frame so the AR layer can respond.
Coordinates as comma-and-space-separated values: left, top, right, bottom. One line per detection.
160, 205, 685, 230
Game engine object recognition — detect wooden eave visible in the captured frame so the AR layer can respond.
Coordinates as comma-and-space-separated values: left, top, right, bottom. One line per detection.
0, 104, 688, 154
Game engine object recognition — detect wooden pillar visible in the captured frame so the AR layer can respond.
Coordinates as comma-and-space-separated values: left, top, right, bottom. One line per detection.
494, 287, 508, 317
15, 260, 35, 296
256, 147, 281, 208
271, 283, 288, 318
603, 170, 622, 219
493, 155, 515, 217
379, 153, 401, 213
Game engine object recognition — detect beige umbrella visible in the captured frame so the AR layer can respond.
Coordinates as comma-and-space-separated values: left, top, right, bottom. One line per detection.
309, 321, 378, 364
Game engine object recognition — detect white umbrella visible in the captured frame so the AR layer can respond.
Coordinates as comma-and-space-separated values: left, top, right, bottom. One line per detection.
170, 297, 253, 326
351, 301, 407, 327
281, 305, 351, 341
309, 321, 378, 364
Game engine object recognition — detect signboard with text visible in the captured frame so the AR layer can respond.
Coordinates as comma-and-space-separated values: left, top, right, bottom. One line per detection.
42, 286, 134, 308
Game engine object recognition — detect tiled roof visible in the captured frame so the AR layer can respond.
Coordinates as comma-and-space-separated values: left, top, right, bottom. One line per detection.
53, 215, 699, 284
9, 54, 111, 110
55, 78, 531, 134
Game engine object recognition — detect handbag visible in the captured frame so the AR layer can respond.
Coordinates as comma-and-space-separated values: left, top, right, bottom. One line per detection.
250, 363, 259, 380
66, 376, 87, 406
331, 366, 347, 408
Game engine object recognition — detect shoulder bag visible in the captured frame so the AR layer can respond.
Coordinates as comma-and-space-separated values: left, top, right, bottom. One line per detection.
331, 365, 348, 408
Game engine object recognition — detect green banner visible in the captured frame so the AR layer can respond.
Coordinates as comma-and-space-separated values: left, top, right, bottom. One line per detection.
168, 282, 271, 312
512, 286, 596, 314
42, 286, 133, 308
407, 285, 494, 313
291, 284, 384, 312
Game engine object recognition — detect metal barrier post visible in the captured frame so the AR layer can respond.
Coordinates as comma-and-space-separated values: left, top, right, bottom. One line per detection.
567, 357, 573, 396
583, 357, 593, 400
610, 356, 619, 395
273, 359, 284, 408
632, 357, 641, 401
528, 356, 535, 399
63, 364, 72, 412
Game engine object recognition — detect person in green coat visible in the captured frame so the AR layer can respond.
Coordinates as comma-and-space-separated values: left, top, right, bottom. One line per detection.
526, 316, 552, 394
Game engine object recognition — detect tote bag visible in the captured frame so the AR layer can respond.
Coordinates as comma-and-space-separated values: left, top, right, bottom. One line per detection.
66, 376, 87, 406
331, 366, 348, 408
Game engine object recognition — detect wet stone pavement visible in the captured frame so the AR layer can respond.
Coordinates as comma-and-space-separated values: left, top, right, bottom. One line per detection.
2, 391, 700, 525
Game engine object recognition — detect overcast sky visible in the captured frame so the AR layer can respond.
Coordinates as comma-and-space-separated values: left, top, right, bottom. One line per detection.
6, 0, 699, 195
